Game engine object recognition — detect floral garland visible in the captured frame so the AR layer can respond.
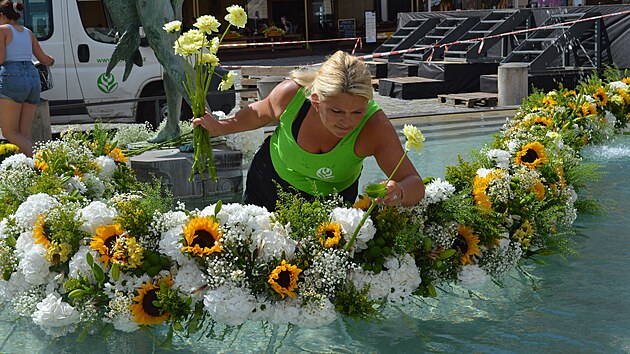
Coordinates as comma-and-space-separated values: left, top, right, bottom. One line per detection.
0, 72, 628, 341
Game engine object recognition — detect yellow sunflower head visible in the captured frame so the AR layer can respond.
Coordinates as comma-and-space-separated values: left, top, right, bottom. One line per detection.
594, 88, 608, 106
532, 180, 546, 201
579, 102, 597, 117
533, 115, 553, 127
268, 260, 302, 299
33, 214, 50, 248
129, 276, 174, 325
455, 225, 480, 265
181, 216, 223, 257
89, 223, 126, 267
515, 142, 548, 169
316, 221, 342, 248
472, 175, 492, 210
352, 194, 372, 210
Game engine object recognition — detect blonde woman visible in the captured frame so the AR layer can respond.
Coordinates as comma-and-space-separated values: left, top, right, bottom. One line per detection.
0, 0, 54, 157
194, 51, 424, 210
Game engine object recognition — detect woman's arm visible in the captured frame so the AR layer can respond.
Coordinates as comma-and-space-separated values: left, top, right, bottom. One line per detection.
193, 79, 299, 136
361, 111, 425, 206
0, 26, 7, 64
30, 32, 54, 66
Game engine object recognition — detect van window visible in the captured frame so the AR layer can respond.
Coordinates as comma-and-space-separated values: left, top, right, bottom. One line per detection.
20, 0, 53, 40
76, 0, 117, 44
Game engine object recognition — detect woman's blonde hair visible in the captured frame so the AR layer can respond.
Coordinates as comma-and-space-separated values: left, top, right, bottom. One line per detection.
290, 51, 373, 101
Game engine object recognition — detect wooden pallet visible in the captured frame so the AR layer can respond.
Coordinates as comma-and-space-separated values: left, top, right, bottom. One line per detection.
239, 66, 299, 108
438, 92, 498, 107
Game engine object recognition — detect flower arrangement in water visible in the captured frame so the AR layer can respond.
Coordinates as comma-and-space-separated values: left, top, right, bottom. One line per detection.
163, 5, 247, 182
0, 70, 628, 342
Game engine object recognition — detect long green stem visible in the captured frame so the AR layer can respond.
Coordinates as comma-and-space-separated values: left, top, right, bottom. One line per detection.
345, 149, 409, 251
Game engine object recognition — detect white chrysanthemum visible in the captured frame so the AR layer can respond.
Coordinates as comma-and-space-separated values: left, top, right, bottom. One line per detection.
64, 176, 87, 195
14, 193, 57, 229
330, 207, 375, 254
476, 168, 493, 178
423, 178, 456, 204
173, 263, 207, 301
95, 156, 117, 179
203, 284, 256, 325
266, 297, 302, 325
402, 124, 425, 152
32, 293, 80, 336
250, 220, 296, 262
83, 173, 106, 199
200, 53, 218, 66
158, 226, 189, 265
69, 245, 99, 279
18, 243, 52, 286
0, 271, 30, 302
78, 201, 117, 235
0, 153, 34, 170
193, 15, 220, 33
225, 5, 247, 28
487, 149, 511, 170
350, 253, 421, 304
219, 70, 237, 91
163, 20, 181, 33
457, 264, 490, 287
608, 81, 628, 91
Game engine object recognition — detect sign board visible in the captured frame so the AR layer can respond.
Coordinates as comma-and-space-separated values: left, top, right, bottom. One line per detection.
364, 11, 376, 43
338, 18, 356, 38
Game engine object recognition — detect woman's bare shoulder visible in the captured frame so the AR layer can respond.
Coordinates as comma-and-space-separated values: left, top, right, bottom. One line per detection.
266, 79, 302, 114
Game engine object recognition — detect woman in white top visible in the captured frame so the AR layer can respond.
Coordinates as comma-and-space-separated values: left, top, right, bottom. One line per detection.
0, 0, 54, 157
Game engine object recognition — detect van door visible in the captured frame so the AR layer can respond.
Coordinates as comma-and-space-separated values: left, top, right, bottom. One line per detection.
64, 0, 163, 123
21, 0, 75, 123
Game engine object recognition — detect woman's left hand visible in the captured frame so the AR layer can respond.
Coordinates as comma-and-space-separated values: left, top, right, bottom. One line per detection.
376, 180, 404, 206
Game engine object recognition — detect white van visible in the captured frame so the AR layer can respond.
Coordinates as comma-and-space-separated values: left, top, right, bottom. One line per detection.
20, 0, 235, 127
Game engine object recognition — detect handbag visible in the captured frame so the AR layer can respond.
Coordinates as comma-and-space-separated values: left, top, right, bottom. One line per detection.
35, 62, 53, 92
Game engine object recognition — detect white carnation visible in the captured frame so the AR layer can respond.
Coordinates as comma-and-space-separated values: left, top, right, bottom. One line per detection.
14, 193, 57, 229
424, 178, 456, 204
78, 201, 117, 235
32, 293, 80, 336
69, 246, 99, 279
487, 149, 511, 170
330, 207, 375, 254
95, 155, 117, 179
173, 263, 208, 301
203, 284, 256, 325
250, 220, 296, 262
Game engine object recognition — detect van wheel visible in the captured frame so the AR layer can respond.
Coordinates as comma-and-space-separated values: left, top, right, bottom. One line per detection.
138, 89, 192, 129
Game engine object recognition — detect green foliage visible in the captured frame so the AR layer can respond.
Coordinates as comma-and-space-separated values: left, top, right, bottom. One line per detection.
564, 162, 604, 192
334, 282, 381, 320
445, 156, 479, 191
272, 188, 338, 241
372, 207, 420, 255
115, 178, 173, 239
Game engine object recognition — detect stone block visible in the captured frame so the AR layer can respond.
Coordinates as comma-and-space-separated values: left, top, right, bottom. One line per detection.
130, 145, 243, 209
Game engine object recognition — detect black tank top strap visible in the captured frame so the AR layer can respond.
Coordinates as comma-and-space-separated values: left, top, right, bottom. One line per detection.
291, 99, 312, 141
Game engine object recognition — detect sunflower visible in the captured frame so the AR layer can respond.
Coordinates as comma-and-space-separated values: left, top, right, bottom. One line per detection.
542, 95, 557, 108
515, 142, 548, 169
353, 194, 372, 210
268, 260, 302, 299
32, 214, 50, 248
454, 225, 480, 265
593, 88, 608, 106
316, 221, 342, 248
533, 115, 553, 127
472, 174, 492, 210
181, 216, 223, 257
90, 223, 125, 267
532, 180, 546, 201
579, 102, 597, 117
33, 152, 49, 171
129, 276, 174, 325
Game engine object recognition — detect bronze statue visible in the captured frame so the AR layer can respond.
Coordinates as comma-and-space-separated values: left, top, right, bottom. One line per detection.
103, 0, 187, 142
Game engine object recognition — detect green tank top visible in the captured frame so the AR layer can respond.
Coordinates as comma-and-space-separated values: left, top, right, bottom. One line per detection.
269, 87, 381, 196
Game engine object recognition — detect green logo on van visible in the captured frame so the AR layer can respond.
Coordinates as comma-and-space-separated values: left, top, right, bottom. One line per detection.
97, 73, 118, 93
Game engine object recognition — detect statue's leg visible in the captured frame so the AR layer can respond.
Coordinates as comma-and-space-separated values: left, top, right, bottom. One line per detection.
102, 0, 142, 81
137, 0, 192, 142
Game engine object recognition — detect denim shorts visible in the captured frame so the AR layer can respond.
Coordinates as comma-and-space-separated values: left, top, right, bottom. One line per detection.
0, 61, 40, 104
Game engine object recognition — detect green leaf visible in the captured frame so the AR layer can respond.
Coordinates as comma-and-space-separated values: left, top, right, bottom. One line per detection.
92, 263, 105, 284
439, 248, 456, 260
6, 235, 16, 248
86, 252, 94, 266
173, 322, 184, 332
427, 283, 438, 297
152, 300, 162, 308
365, 184, 386, 198
110, 263, 120, 282
68, 289, 87, 298
214, 200, 222, 216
